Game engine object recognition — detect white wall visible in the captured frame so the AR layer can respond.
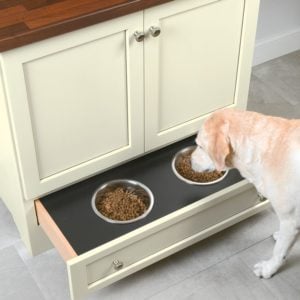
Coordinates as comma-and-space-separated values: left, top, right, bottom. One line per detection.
253, 0, 300, 65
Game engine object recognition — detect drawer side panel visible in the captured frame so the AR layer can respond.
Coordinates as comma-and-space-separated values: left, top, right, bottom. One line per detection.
35, 200, 77, 260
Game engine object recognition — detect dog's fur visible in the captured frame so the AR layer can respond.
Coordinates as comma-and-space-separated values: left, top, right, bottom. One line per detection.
191, 108, 300, 278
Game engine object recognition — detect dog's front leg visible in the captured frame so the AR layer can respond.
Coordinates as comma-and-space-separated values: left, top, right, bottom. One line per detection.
254, 215, 298, 279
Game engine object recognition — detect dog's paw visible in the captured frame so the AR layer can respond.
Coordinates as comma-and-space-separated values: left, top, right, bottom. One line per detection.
253, 260, 277, 279
272, 231, 279, 241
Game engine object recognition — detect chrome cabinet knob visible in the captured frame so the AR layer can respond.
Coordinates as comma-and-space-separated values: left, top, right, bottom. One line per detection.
113, 259, 124, 270
149, 26, 161, 37
134, 31, 145, 42
258, 193, 267, 202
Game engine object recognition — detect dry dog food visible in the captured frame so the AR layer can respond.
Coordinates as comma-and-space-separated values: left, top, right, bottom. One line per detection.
95, 187, 148, 221
176, 149, 225, 183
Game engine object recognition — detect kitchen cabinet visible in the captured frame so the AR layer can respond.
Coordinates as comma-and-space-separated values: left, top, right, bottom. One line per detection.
1, 0, 256, 200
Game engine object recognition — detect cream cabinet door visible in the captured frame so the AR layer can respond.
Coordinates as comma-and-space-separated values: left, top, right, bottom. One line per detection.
144, 0, 246, 150
1, 12, 144, 199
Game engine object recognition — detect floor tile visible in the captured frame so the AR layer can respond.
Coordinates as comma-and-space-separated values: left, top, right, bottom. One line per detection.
239, 236, 300, 300
252, 50, 300, 106
148, 253, 275, 300
0, 199, 21, 251
248, 74, 287, 105
0, 246, 45, 300
14, 241, 70, 300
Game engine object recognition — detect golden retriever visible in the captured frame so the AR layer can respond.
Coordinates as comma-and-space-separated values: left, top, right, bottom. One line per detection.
191, 108, 300, 278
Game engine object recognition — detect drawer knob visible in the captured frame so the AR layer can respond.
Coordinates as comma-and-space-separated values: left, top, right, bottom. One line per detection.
134, 31, 145, 42
113, 259, 124, 270
258, 193, 267, 202
149, 26, 161, 37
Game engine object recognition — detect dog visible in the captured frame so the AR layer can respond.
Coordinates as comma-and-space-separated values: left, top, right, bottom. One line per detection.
191, 108, 300, 278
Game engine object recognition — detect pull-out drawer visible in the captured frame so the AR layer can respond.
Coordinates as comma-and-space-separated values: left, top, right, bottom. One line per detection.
35, 137, 269, 300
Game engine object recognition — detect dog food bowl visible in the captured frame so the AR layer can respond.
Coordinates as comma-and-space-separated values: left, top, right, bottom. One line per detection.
172, 145, 228, 185
91, 179, 154, 224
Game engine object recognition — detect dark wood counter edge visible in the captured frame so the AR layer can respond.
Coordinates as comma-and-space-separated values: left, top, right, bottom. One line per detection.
0, 0, 173, 52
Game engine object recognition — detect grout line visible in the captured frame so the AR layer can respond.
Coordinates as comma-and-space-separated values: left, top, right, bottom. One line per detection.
146, 235, 273, 299
13, 242, 50, 300
239, 253, 281, 300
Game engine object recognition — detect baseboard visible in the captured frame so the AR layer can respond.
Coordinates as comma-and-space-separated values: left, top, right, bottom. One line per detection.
253, 28, 300, 66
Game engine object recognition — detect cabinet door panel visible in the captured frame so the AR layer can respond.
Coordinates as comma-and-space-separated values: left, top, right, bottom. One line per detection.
144, 0, 245, 150
24, 31, 129, 179
2, 12, 144, 199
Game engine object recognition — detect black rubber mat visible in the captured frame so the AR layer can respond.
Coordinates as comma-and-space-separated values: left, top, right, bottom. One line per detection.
40, 136, 244, 255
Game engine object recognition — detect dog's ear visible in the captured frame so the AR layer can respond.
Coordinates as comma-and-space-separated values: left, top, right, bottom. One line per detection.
206, 117, 230, 172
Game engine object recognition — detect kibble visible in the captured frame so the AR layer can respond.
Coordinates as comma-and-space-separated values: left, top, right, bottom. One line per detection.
176, 149, 225, 183
95, 187, 148, 221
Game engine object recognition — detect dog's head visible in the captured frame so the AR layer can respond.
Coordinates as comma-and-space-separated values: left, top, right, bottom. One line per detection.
191, 111, 232, 172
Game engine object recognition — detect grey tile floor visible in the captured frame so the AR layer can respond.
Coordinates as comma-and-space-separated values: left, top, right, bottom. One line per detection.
1, 50, 300, 300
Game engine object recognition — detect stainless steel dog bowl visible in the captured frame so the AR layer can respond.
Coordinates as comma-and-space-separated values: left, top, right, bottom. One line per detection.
172, 145, 228, 185
91, 179, 154, 224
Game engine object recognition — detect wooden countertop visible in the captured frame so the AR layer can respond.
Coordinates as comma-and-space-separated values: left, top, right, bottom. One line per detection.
0, 0, 173, 52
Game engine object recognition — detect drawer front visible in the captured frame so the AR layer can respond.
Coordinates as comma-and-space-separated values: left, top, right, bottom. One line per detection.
85, 183, 260, 285
36, 180, 269, 300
